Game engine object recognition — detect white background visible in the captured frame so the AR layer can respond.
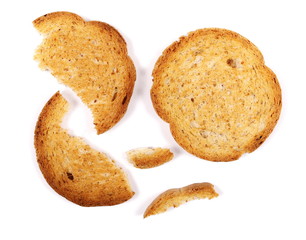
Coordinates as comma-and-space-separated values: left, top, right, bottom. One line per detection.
1, 0, 305, 239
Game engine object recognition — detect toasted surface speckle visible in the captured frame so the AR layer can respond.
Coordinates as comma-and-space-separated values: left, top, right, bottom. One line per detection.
151, 28, 282, 162
144, 182, 218, 218
34, 92, 134, 206
33, 12, 136, 134
126, 147, 174, 169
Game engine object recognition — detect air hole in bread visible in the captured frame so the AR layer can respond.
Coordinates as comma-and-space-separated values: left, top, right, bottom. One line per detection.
112, 92, 117, 101
112, 87, 118, 101
66, 172, 74, 180
227, 58, 243, 68
122, 95, 127, 105
227, 58, 235, 67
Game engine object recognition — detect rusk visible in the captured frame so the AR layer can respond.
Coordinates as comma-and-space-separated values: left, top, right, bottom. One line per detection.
151, 28, 282, 161
34, 92, 134, 206
144, 182, 218, 217
126, 147, 174, 169
33, 12, 136, 134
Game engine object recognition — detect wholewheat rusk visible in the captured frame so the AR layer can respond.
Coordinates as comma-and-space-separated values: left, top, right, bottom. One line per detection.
126, 147, 174, 169
33, 12, 136, 134
34, 92, 134, 206
144, 182, 218, 218
151, 28, 282, 162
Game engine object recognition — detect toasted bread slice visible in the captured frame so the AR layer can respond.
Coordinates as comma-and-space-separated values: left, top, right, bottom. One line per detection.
33, 12, 136, 134
34, 92, 134, 206
151, 28, 282, 161
126, 147, 174, 169
144, 182, 218, 218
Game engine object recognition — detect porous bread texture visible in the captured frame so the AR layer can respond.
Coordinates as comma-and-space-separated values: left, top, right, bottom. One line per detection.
151, 28, 282, 162
126, 147, 174, 169
34, 92, 134, 206
33, 12, 136, 134
144, 182, 218, 218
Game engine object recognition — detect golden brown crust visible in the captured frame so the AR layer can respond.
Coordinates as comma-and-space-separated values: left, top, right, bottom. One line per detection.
126, 147, 174, 169
33, 12, 136, 134
33, 12, 84, 35
34, 92, 134, 206
151, 28, 282, 162
144, 182, 218, 218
